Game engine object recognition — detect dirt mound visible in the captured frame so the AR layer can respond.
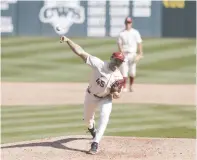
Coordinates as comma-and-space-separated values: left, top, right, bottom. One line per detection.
1, 135, 195, 160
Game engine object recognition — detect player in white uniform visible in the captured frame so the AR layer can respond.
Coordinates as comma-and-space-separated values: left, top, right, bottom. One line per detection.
118, 17, 144, 92
60, 36, 124, 154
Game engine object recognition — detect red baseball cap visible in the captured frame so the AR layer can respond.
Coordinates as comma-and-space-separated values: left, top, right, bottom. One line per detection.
112, 52, 125, 61
125, 17, 132, 23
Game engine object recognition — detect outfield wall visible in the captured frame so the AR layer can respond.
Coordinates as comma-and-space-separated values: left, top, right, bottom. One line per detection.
1, 0, 196, 37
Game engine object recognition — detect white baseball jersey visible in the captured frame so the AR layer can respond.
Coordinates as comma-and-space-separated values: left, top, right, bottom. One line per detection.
118, 28, 142, 53
85, 55, 123, 97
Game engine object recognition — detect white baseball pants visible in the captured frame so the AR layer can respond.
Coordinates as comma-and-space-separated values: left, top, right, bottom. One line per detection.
120, 53, 137, 77
83, 92, 112, 143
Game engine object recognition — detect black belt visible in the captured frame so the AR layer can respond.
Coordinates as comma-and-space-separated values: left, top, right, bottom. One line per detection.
87, 88, 104, 99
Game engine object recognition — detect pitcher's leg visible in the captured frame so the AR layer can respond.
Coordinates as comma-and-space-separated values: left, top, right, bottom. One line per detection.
83, 93, 97, 130
93, 100, 112, 143
88, 98, 112, 155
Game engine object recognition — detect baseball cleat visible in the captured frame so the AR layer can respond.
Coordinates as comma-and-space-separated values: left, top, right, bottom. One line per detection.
88, 124, 96, 139
89, 142, 98, 155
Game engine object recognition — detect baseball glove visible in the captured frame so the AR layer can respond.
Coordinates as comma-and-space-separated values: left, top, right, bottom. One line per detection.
110, 84, 119, 93
134, 54, 144, 63
110, 79, 124, 93
111, 84, 123, 99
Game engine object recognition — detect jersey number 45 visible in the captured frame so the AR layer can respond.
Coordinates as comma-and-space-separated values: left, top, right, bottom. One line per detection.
96, 78, 105, 87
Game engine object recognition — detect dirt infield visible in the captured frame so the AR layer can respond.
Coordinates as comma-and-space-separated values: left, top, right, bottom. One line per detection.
1, 135, 195, 160
1, 82, 196, 160
1, 82, 195, 105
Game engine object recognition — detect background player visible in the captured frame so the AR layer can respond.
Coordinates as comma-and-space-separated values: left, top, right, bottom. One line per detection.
60, 36, 124, 154
117, 17, 144, 92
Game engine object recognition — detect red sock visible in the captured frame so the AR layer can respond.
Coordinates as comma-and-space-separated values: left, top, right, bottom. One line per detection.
129, 77, 134, 86
123, 77, 127, 88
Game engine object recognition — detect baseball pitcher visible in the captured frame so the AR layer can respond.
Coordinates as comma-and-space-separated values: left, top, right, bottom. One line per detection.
118, 17, 143, 92
60, 36, 124, 154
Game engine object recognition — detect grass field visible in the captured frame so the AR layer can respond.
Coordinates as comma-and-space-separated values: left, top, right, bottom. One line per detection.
1, 37, 196, 145
1, 104, 195, 144
1, 37, 196, 84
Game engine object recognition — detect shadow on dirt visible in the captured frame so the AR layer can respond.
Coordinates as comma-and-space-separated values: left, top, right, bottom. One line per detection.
1, 137, 91, 154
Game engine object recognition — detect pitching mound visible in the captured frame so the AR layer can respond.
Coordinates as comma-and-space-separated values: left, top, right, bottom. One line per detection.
1, 135, 195, 160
